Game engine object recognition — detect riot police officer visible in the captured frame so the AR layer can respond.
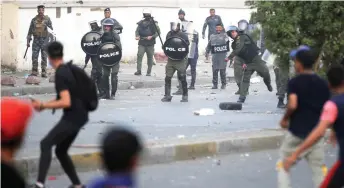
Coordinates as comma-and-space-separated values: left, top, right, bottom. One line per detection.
232, 19, 255, 95
84, 21, 103, 94
134, 9, 161, 76
161, 21, 190, 102
226, 25, 272, 103
98, 18, 122, 100
173, 10, 199, 94
206, 23, 229, 89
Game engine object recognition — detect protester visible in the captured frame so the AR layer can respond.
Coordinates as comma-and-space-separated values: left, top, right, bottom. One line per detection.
30, 41, 89, 188
277, 46, 330, 188
88, 126, 143, 188
1, 97, 33, 188
284, 64, 344, 188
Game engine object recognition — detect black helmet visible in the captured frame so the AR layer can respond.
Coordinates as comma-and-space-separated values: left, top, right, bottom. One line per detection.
178, 9, 185, 15
102, 18, 114, 32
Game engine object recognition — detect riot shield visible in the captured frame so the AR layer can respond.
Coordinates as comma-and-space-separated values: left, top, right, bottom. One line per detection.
80, 31, 102, 56
97, 42, 122, 67
163, 36, 189, 61
183, 21, 197, 59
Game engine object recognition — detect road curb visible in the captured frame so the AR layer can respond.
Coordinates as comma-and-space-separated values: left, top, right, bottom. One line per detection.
16, 129, 284, 179
2, 76, 236, 97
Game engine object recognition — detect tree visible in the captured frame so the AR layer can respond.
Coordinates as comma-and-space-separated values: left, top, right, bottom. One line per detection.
246, 1, 344, 73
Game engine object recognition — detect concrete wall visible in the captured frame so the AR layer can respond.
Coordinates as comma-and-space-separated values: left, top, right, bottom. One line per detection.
2, 1, 253, 70
1, 3, 19, 70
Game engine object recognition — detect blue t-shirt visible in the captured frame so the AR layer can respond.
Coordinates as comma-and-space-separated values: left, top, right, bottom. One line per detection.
88, 173, 134, 188
287, 73, 330, 138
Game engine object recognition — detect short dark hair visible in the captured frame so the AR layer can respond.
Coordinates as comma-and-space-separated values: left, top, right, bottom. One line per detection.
210, 8, 215, 12
47, 41, 63, 59
295, 50, 316, 69
101, 127, 143, 173
327, 64, 344, 88
216, 23, 222, 27
37, 5, 45, 9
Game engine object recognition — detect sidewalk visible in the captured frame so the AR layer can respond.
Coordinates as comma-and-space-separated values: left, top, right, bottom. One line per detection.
1, 61, 236, 96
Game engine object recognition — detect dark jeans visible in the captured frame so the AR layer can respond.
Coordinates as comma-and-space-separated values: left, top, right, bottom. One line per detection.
37, 119, 82, 185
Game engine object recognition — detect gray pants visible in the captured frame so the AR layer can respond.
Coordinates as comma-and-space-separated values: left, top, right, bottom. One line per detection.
277, 132, 326, 188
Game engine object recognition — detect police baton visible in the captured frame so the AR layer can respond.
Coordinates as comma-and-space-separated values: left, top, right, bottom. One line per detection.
150, 17, 164, 47
24, 38, 32, 59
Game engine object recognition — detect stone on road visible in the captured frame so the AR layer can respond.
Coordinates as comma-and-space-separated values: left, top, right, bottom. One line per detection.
43, 147, 338, 188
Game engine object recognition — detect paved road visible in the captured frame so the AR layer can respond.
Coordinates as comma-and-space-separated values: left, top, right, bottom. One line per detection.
18, 78, 283, 157
40, 147, 338, 188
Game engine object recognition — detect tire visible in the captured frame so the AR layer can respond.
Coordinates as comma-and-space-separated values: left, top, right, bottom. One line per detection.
219, 102, 242, 110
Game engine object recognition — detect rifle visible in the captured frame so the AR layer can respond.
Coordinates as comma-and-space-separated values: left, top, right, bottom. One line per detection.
24, 38, 32, 59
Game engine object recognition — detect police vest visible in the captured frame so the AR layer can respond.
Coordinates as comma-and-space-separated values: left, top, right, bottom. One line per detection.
33, 16, 49, 37
138, 20, 157, 46
233, 34, 259, 62
210, 33, 229, 54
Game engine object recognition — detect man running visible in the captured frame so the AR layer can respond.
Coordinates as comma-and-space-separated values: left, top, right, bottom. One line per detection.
277, 46, 330, 188
284, 64, 344, 188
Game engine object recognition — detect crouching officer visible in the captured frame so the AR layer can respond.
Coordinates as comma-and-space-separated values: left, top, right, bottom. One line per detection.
134, 9, 160, 76
226, 25, 272, 103
98, 18, 122, 100
161, 21, 190, 102
83, 21, 103, 94
206, 23, 229, 89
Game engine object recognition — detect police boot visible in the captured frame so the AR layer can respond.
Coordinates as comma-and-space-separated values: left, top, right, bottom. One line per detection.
237, 96, 246, 103
180, 76, 188, 102
180, 95, 188, 102
146, 65, 152, 76
189, 73, 196, 90
111, 74, 118, 100
277, 98, 286, 108
161, 78, 173, 102
134, 71, 142, 76
212, 69, 219, 89
41, 69, 47, 78
173, 89, 183, 95
220, 69, 226, 89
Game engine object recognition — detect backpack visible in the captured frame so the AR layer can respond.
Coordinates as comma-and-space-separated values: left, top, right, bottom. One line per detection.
66, 61, 98, 112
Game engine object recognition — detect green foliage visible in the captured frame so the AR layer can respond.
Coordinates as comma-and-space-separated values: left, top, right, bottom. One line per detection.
246, 1, 344, 71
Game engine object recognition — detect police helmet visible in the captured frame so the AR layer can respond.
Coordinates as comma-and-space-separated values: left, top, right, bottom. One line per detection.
170, 21, 182, 32
89, 20, 100, 31
178, 9, 185, 15
143, 8, 152, 18
226, 25, 238, 38
102, 18, 114, 32
238, 19, 249, 31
